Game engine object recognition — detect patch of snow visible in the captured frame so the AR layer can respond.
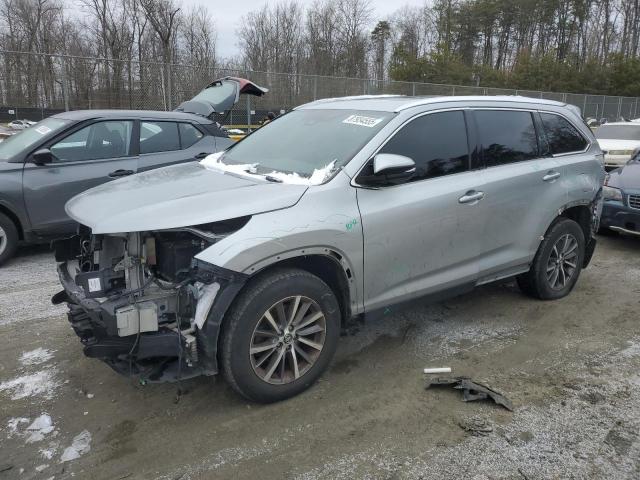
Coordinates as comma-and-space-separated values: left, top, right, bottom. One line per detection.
40, 445, 56, 459
60, 430, 91, 462
201, 152, 336, 185
26, 414, 55, 443
19, 347, 54, 366
0, 369, 60, 400
35, 464, 48, 472
619, 339, 640, 358
6, 417, 29, 436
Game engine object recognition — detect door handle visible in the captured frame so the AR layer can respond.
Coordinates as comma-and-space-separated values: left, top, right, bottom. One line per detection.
543, 171, 561, 182
458, 190, 485, 204
194, 152, 211, 160
108, 169, 134, 178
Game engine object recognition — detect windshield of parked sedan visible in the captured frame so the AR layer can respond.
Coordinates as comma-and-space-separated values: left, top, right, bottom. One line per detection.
0, 118, 70, 160
219, 109, 393, 180
595, 124, 640, 141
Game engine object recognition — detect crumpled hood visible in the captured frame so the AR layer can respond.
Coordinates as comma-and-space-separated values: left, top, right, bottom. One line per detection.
65, 162, 308, 233
607, 162, 640, 191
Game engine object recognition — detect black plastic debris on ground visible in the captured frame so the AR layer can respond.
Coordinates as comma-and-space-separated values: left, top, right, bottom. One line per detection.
426, 376, 514, 411
458, 417, 493, 436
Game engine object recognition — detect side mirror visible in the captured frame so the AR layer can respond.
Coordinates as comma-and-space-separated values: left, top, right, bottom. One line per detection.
32, 148, 53, 165
359, 153, 415, 186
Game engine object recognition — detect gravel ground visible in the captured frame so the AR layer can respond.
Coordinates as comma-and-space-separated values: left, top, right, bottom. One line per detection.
0, 235, 639, 480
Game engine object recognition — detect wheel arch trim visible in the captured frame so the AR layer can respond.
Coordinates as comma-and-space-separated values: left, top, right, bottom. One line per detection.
0, 201, 25, 240
243, 246, 361, 318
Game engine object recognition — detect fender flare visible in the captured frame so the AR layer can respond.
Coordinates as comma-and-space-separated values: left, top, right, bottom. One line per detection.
194, 247, 360, 375
0, 198, 27, 239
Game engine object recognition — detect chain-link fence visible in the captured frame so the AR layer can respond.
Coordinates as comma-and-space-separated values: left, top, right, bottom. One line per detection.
1, 50, 639, 126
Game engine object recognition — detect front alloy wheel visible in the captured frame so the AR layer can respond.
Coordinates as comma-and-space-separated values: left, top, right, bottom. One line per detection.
250, 296, 327, 384
221, 268, 340, 403
0, 212, 19, 266
0, 225, 7, 257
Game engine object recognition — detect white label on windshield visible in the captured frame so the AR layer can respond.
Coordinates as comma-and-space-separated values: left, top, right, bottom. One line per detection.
35, 125, 51, 135
342, 115, 384, 128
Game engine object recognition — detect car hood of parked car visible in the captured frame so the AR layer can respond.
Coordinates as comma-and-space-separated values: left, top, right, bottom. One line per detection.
597, 138, 640, 152
65, 161, 308, 234
606, 162, 640, 191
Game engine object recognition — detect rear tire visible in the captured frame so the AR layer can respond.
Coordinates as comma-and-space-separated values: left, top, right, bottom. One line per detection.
221, 268, 340, 403
0, 212, 19, 266
517, 217, 585, 300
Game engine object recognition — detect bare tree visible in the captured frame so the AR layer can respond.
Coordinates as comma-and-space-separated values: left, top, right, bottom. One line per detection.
139, 0, 180, 108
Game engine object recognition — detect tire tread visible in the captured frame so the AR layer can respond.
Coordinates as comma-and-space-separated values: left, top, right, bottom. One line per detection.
220, 268, 338, 402
517, 217, 585, 300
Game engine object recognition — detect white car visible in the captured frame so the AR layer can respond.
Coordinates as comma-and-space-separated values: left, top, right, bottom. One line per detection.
7, 119, 36, 130
595, 122, 640, 169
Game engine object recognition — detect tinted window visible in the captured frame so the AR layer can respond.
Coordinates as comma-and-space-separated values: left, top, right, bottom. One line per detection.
179, 123, 204, 148
476, 111, 538, 166
51, 120, 133, 162
140, 121, 180, 154
376, 111, 469, 181
541, 113, 588, 154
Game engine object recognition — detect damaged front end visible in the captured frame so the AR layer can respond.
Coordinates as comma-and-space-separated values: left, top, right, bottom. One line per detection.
52, 219, 249, 382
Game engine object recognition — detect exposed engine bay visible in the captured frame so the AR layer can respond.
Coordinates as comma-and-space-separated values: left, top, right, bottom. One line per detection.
53, 218, 250, 382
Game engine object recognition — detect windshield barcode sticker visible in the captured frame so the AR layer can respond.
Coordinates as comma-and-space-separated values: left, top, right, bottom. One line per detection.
342, 115, 384, 128
88, 277, 102, 293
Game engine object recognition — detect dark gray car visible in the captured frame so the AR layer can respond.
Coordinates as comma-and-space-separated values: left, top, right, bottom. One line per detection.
0, 110, 232, 264
0, 77, 268, 265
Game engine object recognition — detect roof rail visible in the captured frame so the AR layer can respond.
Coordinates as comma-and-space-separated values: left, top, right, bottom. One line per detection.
394, 95, 567, 112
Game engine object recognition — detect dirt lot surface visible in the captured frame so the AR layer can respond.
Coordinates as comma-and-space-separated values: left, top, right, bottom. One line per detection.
1, 235, 639, 480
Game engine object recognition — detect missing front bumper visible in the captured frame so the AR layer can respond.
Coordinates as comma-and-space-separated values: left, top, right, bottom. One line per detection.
55, 258, 248, 382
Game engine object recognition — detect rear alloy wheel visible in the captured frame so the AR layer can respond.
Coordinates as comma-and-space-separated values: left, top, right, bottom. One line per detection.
221, 268, 340, 403
0, 213, 19, 266
545, 234, 579, 291
517, 217, 585, 300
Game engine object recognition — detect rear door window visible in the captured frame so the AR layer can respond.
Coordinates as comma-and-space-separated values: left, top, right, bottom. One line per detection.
540, 113, 588, 154
475, 110, 538, 167
140, 121, 180, 154
376, 110, 469, 182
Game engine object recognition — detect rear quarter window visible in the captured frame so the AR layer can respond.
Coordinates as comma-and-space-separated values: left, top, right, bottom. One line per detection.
540, 113, 588, 154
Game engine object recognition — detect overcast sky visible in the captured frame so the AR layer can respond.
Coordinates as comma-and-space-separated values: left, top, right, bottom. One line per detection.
182, 0, 426, 59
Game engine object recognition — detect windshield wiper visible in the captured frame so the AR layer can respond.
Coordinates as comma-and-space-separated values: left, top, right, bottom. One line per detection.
264, 175, 283, 183
240, 166, 283, 183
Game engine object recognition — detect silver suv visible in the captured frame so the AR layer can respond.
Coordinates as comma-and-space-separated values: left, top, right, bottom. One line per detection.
54, 96, 605, 402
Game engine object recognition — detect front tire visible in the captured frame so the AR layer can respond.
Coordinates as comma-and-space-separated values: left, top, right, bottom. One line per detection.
221, 268, 340, 403
0, 212, 19, 266
517, 217, 585, 300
